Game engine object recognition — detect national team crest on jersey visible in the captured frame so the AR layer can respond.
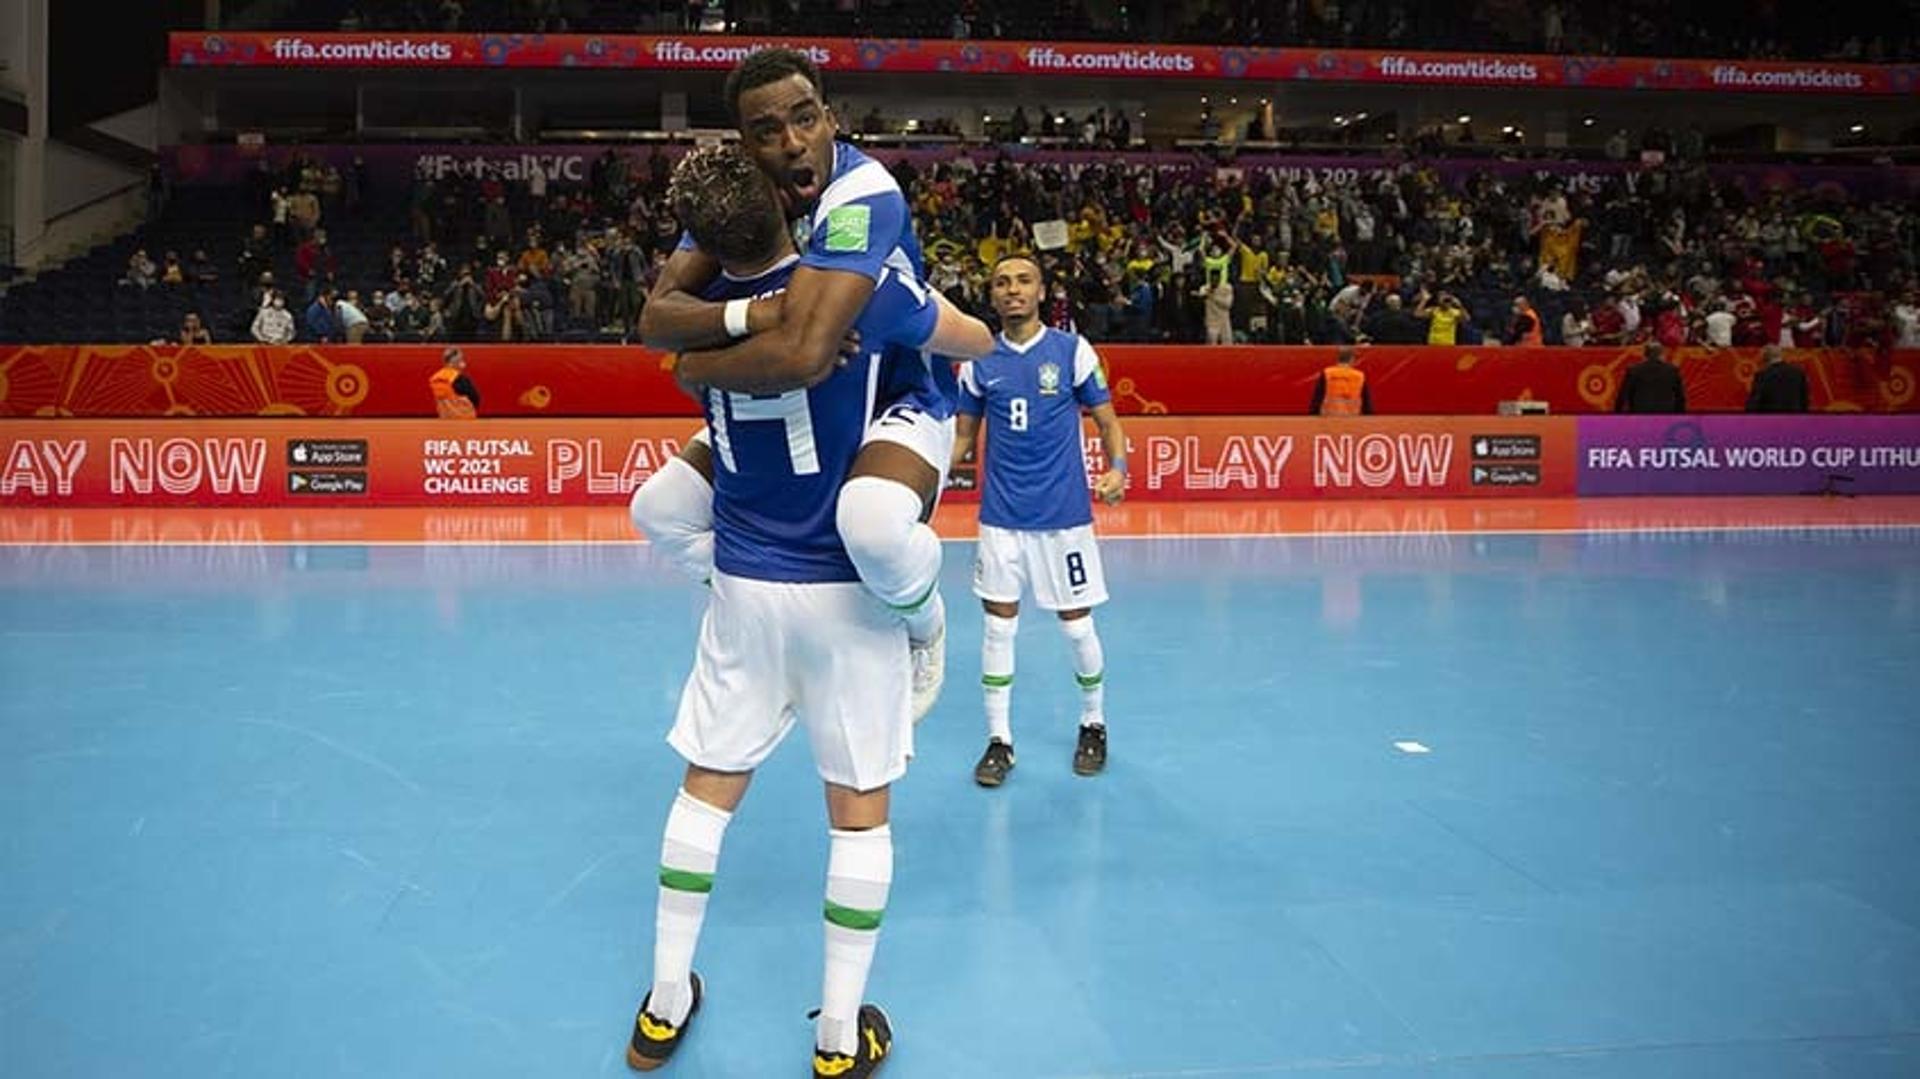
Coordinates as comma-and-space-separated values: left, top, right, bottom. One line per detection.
1037, 362, 1062, 396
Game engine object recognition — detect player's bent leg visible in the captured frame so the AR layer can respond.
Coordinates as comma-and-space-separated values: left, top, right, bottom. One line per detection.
975, 598, 1019, 788
840, 441, 947, 723
841, 442, 944, 626
815, 783, 895, 1076
1058, 609, 1108, 777
631, 435, 716, 584
631, 764, 749, 1071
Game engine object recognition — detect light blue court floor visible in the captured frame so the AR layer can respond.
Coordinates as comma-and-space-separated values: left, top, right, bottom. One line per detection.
4, 524, 1920, 1078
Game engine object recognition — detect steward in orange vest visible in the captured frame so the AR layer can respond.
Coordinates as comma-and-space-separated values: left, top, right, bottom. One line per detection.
431, 347, 479, 419
1507, 297, 1545, 346
1312, 347, 1372, 416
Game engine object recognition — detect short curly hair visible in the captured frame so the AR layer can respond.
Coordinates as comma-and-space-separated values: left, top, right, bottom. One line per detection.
666, 145, 786, 267
723, 47, 824, 127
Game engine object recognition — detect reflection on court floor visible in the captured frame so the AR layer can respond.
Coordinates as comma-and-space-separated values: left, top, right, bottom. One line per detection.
3, 500, 1918, 1077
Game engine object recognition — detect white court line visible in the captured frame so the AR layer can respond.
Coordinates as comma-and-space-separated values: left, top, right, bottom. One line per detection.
6, 520, 1920, 548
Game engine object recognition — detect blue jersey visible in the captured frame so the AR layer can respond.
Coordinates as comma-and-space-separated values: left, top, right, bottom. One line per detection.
796, 141, 954, 420
956, 327, 1112, 532
678, 141, 955, 420
699, 258, 938, 582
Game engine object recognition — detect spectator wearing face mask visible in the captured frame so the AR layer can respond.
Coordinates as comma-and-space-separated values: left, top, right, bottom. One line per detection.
252, 291, 296, 344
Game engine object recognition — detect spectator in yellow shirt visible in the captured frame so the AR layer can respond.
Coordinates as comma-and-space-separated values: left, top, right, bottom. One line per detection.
1416, 290, 1469, 345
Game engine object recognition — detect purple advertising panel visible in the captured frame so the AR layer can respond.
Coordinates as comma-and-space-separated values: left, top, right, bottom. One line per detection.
1577, 415, 1920, 496
162, 144, 1920, 202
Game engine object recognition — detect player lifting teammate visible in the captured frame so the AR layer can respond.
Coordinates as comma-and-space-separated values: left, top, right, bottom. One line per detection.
952, 255, 1129, 787
624, 146, 986, 1077
630, 48, 970, 722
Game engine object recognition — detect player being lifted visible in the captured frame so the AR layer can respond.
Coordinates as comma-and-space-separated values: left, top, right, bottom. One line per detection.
951, 255, 1128, 787
626, 146, 987, 1077
630, 48, 965, 721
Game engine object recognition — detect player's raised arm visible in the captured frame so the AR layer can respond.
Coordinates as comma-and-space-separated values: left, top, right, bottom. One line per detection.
925, 290, 994, 359
675, 264, 875, 395
638, 243, 784, 352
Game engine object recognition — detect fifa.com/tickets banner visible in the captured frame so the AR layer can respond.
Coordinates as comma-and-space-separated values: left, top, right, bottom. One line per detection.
165, 33, 1920, 96
0, 417, 1577, 507
3, 416, 1915, 507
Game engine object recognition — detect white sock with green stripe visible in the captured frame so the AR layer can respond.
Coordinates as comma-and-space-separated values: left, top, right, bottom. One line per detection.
1060, 615, 1105, 726
818, 824, 892, 1056
982, 613, 1017, 744
650, 788, 732, 1026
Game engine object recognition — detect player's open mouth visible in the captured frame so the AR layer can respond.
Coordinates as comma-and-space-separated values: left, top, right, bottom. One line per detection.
787, 166, 819, 203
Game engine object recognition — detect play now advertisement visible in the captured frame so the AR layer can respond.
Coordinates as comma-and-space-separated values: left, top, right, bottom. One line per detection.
4, 417, 1914, 507
2, 417, 1572, 506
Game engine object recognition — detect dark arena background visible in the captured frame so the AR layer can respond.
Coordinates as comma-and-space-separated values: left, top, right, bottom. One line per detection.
3, 1, 1920, 1076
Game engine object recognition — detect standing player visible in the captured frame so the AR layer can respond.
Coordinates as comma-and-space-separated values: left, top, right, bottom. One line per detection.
951, 255, 1128, 787
625, 147, 974, 1077
636, 48, 957, 719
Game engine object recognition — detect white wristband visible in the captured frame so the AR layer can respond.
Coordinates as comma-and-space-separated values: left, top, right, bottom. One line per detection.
723, 298, 751, 338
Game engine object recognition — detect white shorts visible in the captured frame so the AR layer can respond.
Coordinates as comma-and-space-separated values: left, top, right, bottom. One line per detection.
690, 408, 951, 499
669, 572, 912, 792
863, 404, 955, 493
973, 523, 1109, 611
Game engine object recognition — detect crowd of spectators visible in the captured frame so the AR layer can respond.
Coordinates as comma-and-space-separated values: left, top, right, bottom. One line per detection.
186, 147, 685, 345
288, 0, 1920, 63
895, 151, 1920, 353
177, 140, 1917, 354
97, 134, 1920, 353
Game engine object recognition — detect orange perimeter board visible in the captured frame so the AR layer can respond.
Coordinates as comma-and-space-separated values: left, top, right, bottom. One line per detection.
3, 344, 1913, 418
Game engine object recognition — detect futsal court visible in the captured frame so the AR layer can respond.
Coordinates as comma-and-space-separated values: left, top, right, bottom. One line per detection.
3, 497, 1918, 1078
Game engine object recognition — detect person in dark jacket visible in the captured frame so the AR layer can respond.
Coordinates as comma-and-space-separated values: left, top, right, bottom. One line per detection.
1614, 342, 1687, 413
303, 288, 339, 343
1745, 345, 1811, 413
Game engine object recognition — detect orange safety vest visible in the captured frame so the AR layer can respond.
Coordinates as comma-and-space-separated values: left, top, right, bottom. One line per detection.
1320, 365, 1365, 416
1514, 308, 1544, 346
431, 367, 476, 419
